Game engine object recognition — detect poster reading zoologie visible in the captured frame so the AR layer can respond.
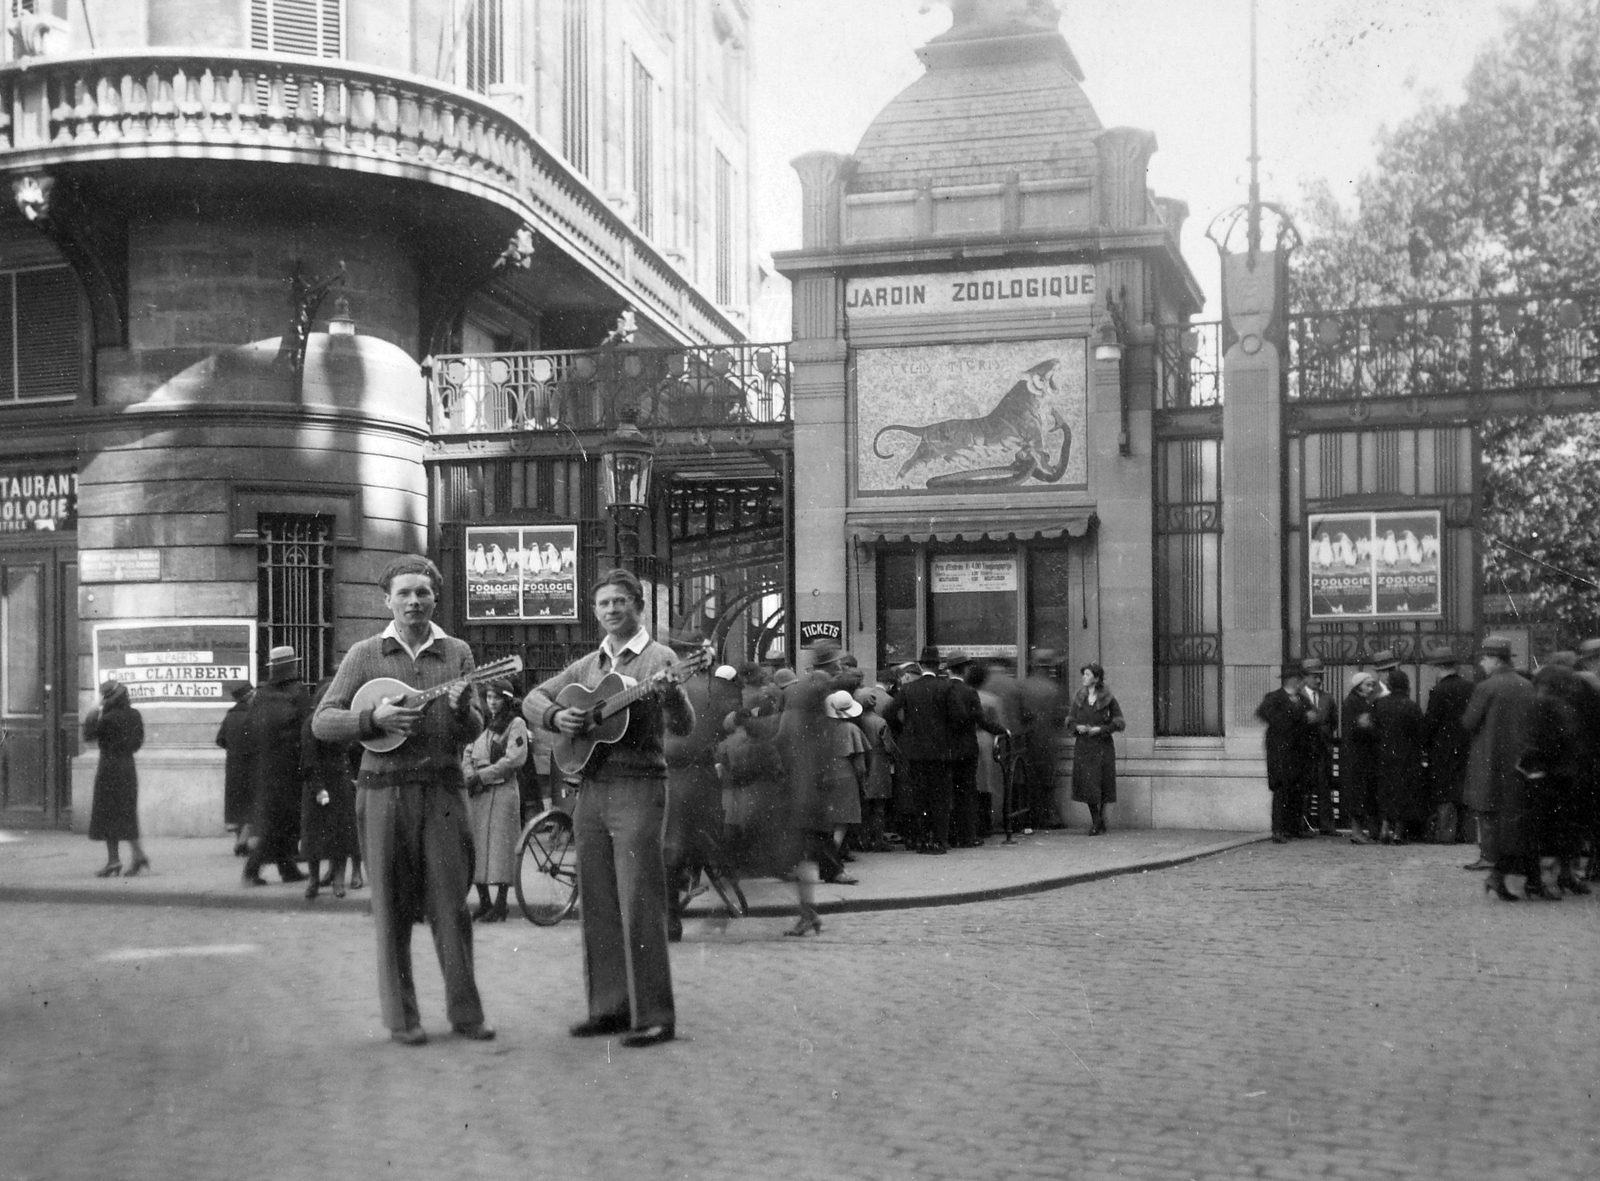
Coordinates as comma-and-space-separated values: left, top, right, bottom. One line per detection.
464, 525, 579, 621
1307, 510, 1441, 619
855, 339, 1088, 494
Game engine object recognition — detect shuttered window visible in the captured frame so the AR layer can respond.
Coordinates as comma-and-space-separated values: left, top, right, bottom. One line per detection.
630, 57, 655, 239
0, 267, 85, 403
250, 0, 343, 57
715, 151, 734, 306
464, 0, 505, 95
562, 0, 590, 175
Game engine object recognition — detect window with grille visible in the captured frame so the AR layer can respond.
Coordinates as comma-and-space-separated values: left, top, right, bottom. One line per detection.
463, 0, 505, 95
562, 0, 590, 174
714, 150, 735, 306
630, 56, 655, 239
250, 0, 342, 56
258, 514, 335, 685
0, 266, 86, 403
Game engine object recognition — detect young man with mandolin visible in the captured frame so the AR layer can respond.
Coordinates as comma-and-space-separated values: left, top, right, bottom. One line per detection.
311, 555, 496, 1046
524, 567, 697, 1048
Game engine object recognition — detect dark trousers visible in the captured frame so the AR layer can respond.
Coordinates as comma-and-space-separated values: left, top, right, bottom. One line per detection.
951, 758, 979, 847
663, 764, 721, 921
906, 760, 954, 850
1270, 777, 1304, 837
572, 775, 675, 1030
364, 782, 484, 1034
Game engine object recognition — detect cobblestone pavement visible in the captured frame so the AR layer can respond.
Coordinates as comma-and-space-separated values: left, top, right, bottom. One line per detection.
3, 839, 1597, 1181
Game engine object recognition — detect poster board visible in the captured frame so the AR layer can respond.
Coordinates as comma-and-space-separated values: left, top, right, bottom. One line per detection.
464, 524, 580, 621
1307, 510, 1442, 619
93, 619, 255, 705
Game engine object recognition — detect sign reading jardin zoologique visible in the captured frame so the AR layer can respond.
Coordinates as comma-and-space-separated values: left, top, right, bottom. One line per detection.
1307, 510, 1442, 619
845, 265, 1096, 320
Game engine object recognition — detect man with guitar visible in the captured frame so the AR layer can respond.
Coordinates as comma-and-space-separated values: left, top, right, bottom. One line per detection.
524, 567, 696, 1048
311, 555, 495, 1046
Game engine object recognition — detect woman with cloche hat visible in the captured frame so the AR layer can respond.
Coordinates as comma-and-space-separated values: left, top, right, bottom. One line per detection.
84, 679, 148, 877
461, 678, 529, 922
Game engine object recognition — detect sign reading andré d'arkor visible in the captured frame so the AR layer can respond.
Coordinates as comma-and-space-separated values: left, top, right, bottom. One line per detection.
93, 620, 255, 704
845, 264, 1096, 320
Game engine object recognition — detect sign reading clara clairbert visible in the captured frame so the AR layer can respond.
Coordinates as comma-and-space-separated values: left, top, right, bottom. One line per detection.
93, 620, 255, 705
845, 265, 1095, 321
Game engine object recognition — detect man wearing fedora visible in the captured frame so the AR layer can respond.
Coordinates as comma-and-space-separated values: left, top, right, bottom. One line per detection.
883, 647, 960, 853
241, 646, 312, 887
1257, 664, 1320, 842
943, 652, 1007, 848
1298, 657, 1340, 836
1460, 635, 1538, 898
1421, 647, 1475, 845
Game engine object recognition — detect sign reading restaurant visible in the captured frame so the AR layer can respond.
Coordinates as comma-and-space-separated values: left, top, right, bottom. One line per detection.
0, 467, 76, 532
845, 264, 1096, 320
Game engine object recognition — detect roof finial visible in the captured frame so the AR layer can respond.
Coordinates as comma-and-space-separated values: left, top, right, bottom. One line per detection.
926, 0, 1063, 38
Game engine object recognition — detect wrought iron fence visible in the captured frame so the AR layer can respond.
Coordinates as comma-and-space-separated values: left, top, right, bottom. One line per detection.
1287, 290, 1600, 401
1157, 321, 1223, 409
429, 343, 791, 435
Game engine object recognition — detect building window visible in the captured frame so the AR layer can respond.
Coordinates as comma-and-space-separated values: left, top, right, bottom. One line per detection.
630, 55, 655, 239
257, 514, 335, 684
463, 0, 505, 95
249, 0, 342, 57
0, 266, 85, 403
714, 150, 735, 306
561, 0, 590, 175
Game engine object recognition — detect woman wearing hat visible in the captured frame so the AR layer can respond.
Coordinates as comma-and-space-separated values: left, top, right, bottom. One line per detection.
242, 647, 312, 887
1341, 672, 1383, 844
1068, 663, 1124, 835
461, 679, 529, 922
84, 679, 148, 877
1371, 655, 1426, 844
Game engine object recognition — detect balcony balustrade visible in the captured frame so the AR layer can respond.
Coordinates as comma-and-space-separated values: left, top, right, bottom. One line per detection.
0, 50, 734, 345
428, 343, 791, 437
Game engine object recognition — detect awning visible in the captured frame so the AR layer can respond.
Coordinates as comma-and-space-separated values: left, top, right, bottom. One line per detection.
847, 507, 1098, 545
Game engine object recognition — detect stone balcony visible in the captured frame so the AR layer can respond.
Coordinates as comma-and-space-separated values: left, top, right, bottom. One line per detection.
0, 50, 736, 346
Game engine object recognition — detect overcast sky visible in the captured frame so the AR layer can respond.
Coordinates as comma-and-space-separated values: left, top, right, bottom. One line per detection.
749, 0, 1526, 326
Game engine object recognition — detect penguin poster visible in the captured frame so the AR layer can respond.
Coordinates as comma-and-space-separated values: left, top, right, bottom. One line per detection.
1307, 510, 1441, 619
1372, 511, 1442, 615
464, 528, 524, 620
1308, 512, 1375, 618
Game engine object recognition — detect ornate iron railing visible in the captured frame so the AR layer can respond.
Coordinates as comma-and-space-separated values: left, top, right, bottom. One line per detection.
0, 50, 736, 345
1287, 289, 1600, 401
1157, 320, 1223, 409
428, 343, 791, 435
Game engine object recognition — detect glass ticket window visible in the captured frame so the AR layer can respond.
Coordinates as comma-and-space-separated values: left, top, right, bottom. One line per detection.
928, 555, 1018, 660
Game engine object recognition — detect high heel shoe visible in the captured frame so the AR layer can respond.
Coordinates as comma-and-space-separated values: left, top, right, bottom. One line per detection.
1484, 874, 1519, 901
784, 913, 822, 937
1557, 873, 1591, 896
94, 861, 122, 878
348, 871, 364, 890
124, 854, 150, 877
305, 881, 320, 900
331, 879, 346, 899
1524, 879, 1561, 901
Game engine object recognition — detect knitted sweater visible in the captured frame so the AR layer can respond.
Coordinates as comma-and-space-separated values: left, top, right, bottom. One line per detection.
311, 631, 483, 786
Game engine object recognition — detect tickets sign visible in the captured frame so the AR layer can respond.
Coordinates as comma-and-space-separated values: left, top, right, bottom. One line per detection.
93, 620, 255, 705
1308, 510, 1442, 619
464, 524, 580, 622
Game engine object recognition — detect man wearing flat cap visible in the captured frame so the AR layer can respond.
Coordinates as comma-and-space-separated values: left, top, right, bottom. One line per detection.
1460, 635, 1538, 895
1298, 658, 1339, 836
1420, 647, 1475, 844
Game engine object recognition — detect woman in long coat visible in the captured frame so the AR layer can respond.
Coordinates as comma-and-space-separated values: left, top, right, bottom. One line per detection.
1461, 641, 1537, 900
461, 680, 528, 923
85, 679, 147, 876
1340, 674, 1381, 843
1373, 668, 1426, 843
216, 685, 254, 855
300, 678, 361, 900
1068, 663, 1125, 835
241, 647, 311, 886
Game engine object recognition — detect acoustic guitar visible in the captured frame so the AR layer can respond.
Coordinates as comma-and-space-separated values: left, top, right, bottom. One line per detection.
552, 647, 713, 776
350, 654, 524, 754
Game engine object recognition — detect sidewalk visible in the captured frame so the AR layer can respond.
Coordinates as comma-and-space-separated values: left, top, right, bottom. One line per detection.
0, 827, 1265, 916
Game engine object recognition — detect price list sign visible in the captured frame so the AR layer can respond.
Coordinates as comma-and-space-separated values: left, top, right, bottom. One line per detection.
93, 620, 255, 704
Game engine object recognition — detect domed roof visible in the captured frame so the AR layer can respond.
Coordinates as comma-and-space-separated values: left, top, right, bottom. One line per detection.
849, 33, 1101, 194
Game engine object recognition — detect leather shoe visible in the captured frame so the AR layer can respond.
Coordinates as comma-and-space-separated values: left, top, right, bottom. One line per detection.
569, 1013, 630, 1038
241, 873, 268, 887
390, 1026, 427, 1046
452, 1022, 496, 1041
827, 874, 859, 885
621, 1024, 674, 1048
1462, 859, 1492, 871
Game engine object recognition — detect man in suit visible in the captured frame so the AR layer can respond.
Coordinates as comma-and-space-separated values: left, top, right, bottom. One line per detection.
1460, 635, 1538, 898
526, 568, 695, 1047
1257, 664, 1319, 843
1420, 647, 1475, 847
943, 652, 1008, 848
312, 556, 490, 1046
883, 647, 959, 854
1298, 657, 1340, 836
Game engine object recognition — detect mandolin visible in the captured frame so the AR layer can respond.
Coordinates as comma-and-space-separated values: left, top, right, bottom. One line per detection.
552, 647, 713, 775
350, 654, 524, 754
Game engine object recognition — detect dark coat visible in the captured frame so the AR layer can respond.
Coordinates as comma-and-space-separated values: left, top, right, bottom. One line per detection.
216, 696, 253, 828
1068, 688, 1124, 805
1421, 674, 1474, 807
1340, 689, 1380, 818
300, 702, 360, 862
1461, 666, 1536, 857
947, 679, 1000, 763
1257, 687, 1316, 794
1525, 666, 1593, 853
883, 673, 958, 763
86, 700, 144, 842
244, 680, 311, 861
1372, 690, 1426, 825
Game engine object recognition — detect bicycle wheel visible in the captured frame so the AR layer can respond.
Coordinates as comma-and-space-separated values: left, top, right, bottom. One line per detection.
705, 864, 748, 917
515, 810, 579, 926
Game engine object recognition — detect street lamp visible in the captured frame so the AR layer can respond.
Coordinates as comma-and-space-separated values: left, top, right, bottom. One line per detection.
600, 411, 655, 568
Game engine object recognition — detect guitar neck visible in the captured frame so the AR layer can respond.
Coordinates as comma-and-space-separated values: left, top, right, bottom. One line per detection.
593, 655, 703, 722
403, 660, 520, 709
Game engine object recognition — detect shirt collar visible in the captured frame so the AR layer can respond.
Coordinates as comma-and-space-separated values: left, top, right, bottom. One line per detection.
599, 627, 651, 664
382, 620, 447, 660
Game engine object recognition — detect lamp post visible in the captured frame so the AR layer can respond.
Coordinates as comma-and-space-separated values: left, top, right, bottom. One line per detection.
600, 411, 655, 571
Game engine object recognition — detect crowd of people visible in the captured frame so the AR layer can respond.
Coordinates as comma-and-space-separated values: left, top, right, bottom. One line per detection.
1256, 636, 1600, 900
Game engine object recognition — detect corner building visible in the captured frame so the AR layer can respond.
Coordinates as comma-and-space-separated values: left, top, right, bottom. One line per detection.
777, 12, 1264, 828
0, 0, 755, 833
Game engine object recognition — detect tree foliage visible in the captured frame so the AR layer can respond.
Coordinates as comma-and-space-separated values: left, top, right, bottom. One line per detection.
1290, 0, 1600, 633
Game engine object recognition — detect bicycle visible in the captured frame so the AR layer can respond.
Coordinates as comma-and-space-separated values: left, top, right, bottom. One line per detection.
514, 805, 580, 926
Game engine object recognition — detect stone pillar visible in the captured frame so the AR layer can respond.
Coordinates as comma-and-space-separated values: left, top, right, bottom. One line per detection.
788, 270, 849, 650
1095, 128, 1156, 229
791, 152, 850, 250
1219, 248, 1286, 749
